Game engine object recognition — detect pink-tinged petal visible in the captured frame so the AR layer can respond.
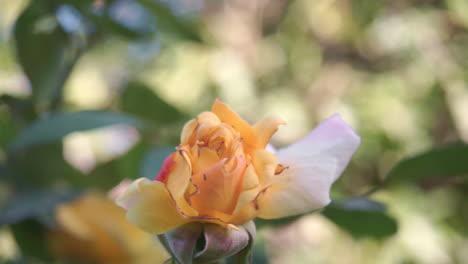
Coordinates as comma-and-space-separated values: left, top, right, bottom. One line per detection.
265, 143, 277, 154
116, 178, 191, 234
165, 150, 192, 199
257, 114, 360, 219
154, 153, 175, 183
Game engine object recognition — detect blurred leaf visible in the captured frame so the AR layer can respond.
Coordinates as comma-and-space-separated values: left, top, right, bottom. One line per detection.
84, 9, 147, 40
0, 164, 7, 180
1, 257, 28, 264
11, 220, 51, 261
8, 111, 143, 152
14, 2, 75, 111
255, 214, 303, 229
116, 142, 150, 180
322, 198, 398, 238
140, 146, 175, 179
137, 0, 201, 41
122, 81, 187, 124
385, 143, 468, 185
96, 16, 146, 39
86, 143, 150, 189
7, 143, 84, 188
250, 241, 268, 264
0, 95, 36, 127
0, 106, 17, 148
350, 0, 384, 28
0, 190, 81, 226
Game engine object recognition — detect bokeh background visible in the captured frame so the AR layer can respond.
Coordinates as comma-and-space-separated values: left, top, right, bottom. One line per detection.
1, 0, 468, 263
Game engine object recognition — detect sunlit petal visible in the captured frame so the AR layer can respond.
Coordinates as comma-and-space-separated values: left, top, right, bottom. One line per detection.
253, 116, 286, 148
211, 99, 257, 152
117, 178, 191, 234
257, 114, 360, 219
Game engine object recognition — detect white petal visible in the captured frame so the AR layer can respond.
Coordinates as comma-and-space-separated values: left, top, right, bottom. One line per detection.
257, 114, 360, 219
265, 143, 277, 154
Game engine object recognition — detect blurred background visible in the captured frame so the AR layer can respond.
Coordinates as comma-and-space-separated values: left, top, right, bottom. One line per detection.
1, 0, 468, 263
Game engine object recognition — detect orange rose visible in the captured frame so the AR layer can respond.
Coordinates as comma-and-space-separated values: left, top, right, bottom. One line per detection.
47, 192, 169, 264
117, 100, 360, 235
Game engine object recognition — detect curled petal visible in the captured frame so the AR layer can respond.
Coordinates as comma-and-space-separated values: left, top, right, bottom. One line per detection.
254, 116, 286, 149
116, 178, 191, 235
211, 99, 257, 152
166, 150, 192, 199
154, 153, 175, 183
257, 114, 360, 219
181, 119, 199, 145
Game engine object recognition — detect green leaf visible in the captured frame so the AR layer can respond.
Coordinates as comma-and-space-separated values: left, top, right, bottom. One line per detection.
385, 143, 468, 185
7, 143, 84, 188
122, 81, 187, 125
14, 2, 75, 111
322, 198, 398, 238
86, 143, 150, 190
11, 220, 52, 261
85, 10, 147, 40
0, 105, 18, 148
115, 142, 150, 180
8, 111, 143, 152
2, 257, 28, 264
140, 146, 175, 179
0, 189, 81, 226
0, 164, 7, 181
137, 0, 201, 41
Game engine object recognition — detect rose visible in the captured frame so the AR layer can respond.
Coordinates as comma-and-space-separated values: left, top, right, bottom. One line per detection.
117, 100, 360, 235
47, 192, 169, 264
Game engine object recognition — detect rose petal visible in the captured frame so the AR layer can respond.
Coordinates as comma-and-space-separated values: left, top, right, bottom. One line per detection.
240, 164, 260, 191
116, 178, 191, 235
154, 153, 175, 183
211, 99, 257, 152
253, 116, 286, 148
180, 119, 199, 145
252, 149, 278, 186
257, 114, 360, 219
165, 150, 192, 199
265, 143, 277, 154
191, 157, 246, 215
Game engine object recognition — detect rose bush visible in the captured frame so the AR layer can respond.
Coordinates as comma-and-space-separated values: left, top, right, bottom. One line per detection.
117, 100, 360, 235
